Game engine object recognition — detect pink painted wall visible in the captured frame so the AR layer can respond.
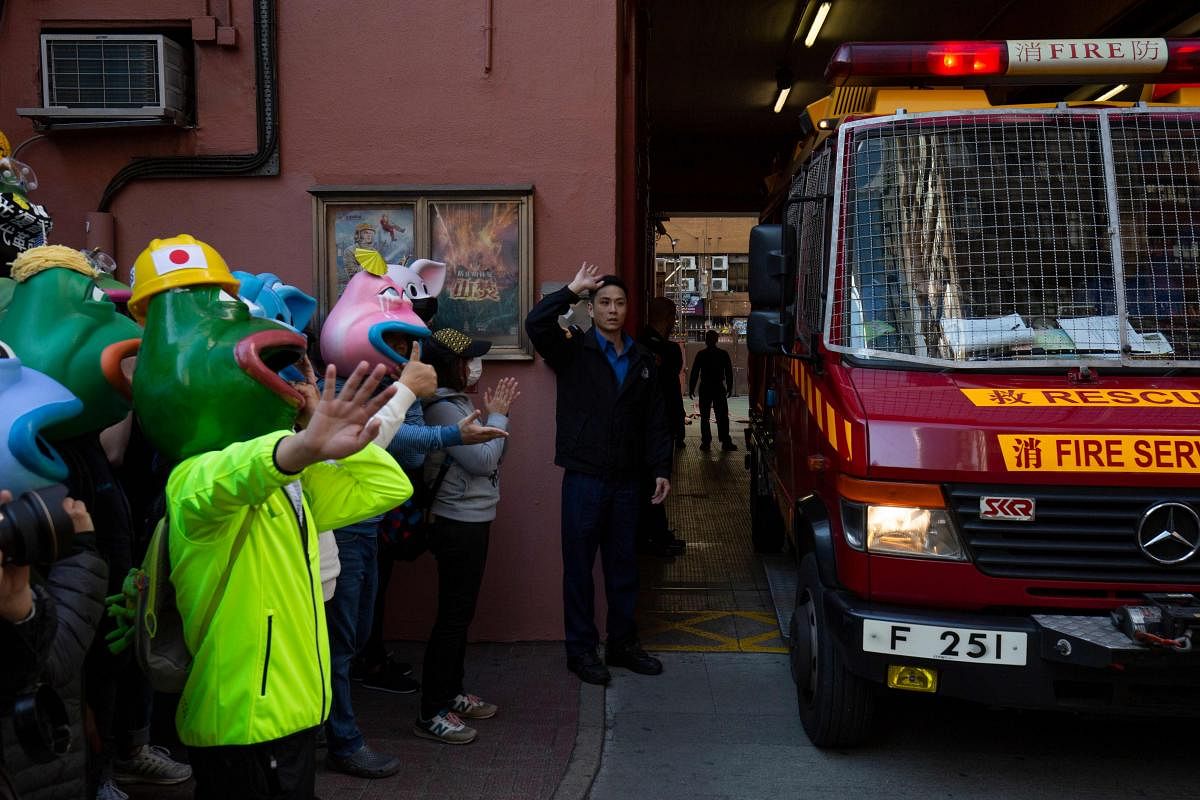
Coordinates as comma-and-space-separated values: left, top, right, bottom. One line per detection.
0, 0, 621, 641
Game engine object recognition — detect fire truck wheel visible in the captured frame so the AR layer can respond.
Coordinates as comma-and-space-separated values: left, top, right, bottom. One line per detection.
749, 448, 784, 553
790, 553, 874, 747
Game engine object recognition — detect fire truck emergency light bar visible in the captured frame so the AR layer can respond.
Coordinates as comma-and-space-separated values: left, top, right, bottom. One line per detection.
826, 39, 1200, 86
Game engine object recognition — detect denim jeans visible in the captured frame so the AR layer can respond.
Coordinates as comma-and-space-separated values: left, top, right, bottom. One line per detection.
324, 526, 379, 758
561, 471, 640, 656
420, 517, 491, 719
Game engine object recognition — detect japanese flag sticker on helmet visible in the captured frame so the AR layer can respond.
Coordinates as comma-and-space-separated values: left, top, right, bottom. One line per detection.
128, 234, 241, 323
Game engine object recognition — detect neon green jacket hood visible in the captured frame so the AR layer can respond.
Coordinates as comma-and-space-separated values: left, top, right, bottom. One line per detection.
167, 430, 412, 747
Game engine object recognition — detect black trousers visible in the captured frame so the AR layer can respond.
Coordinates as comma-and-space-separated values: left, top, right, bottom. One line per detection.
698, 387, 731, 444
189, 726, 317, 800
420, 517, 491, 719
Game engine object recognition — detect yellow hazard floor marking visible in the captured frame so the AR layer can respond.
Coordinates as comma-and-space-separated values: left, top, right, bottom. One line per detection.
638, 610, 788, 654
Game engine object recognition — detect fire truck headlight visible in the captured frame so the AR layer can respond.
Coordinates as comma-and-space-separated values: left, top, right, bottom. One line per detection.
865, 506, 966, 560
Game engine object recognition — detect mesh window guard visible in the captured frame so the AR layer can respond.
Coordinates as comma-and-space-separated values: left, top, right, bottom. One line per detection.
827, 108, 1200, 368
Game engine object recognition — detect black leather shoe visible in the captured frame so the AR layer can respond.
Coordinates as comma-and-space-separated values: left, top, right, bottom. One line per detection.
605, 640, 663, 675
567, 651, 612, 685
326, 746, 402, 779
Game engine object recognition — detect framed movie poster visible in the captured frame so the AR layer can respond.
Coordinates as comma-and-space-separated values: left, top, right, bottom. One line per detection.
311, 185, 534, 358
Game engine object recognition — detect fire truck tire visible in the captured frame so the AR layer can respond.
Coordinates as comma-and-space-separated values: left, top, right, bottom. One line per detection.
790, 553, 874, 747
749, 448, 785, 553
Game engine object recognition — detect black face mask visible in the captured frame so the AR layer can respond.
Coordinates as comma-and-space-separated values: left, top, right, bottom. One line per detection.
412, 296, 438, 324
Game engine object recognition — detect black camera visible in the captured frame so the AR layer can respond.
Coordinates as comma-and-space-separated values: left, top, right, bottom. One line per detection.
0, 485, 73, 568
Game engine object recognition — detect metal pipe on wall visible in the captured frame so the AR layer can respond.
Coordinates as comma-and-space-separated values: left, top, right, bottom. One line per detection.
483, 0, 494, 74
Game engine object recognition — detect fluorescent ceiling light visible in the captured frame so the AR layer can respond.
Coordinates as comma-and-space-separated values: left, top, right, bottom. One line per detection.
804, 2, 832, 48
1095, 84, 1128, 102
773, 86, 792, 113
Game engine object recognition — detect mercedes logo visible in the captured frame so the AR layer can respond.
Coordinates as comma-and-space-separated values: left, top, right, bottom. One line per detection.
1137, 503, 1200, 565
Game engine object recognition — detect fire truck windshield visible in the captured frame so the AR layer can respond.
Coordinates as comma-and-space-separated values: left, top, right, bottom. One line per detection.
832, 108, 1200, 368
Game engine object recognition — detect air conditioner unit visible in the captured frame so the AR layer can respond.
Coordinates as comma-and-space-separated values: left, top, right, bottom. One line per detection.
680, 256, 697, 271
711, 255, 729, 271
655, 258, 669, 274
681, 277, 696, 293
711, 277, 729, 292
19, 34, 189, 128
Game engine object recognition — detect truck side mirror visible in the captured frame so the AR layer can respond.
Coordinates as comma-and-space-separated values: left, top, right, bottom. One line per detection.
747, 309, 786, 355
749, 224, 786, 309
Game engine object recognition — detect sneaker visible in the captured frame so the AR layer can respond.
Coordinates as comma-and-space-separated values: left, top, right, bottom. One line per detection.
326, 745, 402, 779
721, 441, 738, 452
353, 656, 414, 681
567, 650, 611, 685
361, 660, 421, 694
413, 710, 477, 744
112, 745, 192, 786
605, 639, 663, 675
96, 780, 130, 800
451, 693, 498, 719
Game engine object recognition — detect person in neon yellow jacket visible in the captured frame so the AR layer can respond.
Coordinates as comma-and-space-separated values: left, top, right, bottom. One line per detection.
128, 234, 413, 798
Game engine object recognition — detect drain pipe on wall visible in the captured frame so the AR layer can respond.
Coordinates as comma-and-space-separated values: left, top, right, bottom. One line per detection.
96, 0, 279, 215
483, 0, 494, 75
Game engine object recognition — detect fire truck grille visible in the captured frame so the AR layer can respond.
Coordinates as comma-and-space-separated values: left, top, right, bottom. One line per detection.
948, 484, 1200, 584
832, 109, 1200, 368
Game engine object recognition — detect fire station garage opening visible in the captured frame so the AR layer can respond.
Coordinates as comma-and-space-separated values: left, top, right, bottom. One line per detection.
632, 0, 1200, 649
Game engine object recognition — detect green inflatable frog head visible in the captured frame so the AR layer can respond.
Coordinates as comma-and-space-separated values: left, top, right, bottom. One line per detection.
129, 235, 308, 461
0, 245, 141, 439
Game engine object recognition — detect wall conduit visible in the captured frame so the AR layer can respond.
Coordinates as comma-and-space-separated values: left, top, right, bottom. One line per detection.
97, 0, 279, 213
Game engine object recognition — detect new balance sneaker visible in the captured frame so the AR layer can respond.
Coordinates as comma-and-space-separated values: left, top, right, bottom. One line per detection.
112, 745, 192, 785
96, 780, 129, 800
450, 693, 498, 720
413, 710, 477, 744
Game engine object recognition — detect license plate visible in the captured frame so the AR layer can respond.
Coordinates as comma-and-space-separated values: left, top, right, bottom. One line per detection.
862, 620, 1028, 666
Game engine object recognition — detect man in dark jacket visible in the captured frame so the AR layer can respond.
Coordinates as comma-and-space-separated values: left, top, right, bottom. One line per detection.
637, 297, 686, 557
525, 263, 672, 685
688, 329, 737, 452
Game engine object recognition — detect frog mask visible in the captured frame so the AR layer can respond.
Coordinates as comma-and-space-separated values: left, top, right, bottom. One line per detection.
130, 235, 307, 461
0, 246, 141, 440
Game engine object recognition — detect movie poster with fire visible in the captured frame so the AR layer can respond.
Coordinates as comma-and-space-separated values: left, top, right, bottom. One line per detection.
430, 201, 522, 348
332, 205, 415, 296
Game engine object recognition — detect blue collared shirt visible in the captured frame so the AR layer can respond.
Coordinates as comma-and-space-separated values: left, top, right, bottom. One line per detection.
595, 326, 635, 386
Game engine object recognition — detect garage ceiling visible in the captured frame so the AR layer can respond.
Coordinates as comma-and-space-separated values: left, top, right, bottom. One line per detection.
645, 0, 1200, 214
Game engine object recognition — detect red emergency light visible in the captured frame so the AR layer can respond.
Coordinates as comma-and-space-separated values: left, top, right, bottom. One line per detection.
826, 39, 1200, 87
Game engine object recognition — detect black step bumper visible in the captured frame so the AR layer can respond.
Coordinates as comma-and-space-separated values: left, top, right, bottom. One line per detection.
825, 590, 1200, 715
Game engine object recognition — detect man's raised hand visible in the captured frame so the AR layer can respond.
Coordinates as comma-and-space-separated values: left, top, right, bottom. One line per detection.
567, 262, 604, 296
277, 361, 396, 472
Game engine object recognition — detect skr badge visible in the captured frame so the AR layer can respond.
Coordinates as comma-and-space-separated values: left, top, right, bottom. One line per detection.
980, 496, 1036, 521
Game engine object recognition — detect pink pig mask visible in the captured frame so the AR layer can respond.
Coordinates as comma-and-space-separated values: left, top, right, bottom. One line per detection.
320, 249, 430, 375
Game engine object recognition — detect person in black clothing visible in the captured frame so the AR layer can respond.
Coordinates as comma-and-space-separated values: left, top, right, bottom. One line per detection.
0, 492, 109, 800
525, 263, 673, 686
688, 329, 738, 452
637, 297, 686, 557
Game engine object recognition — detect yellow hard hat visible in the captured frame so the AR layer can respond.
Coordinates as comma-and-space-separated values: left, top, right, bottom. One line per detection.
128, 234, 241, 323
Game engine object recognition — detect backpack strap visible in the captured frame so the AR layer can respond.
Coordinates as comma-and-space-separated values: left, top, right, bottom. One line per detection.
193, 510, 256, 637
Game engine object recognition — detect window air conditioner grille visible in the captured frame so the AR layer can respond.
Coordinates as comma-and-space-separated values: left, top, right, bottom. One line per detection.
39, 34, 186, 112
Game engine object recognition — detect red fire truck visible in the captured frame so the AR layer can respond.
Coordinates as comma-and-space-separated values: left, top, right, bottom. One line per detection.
747, 39, 1200, 746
